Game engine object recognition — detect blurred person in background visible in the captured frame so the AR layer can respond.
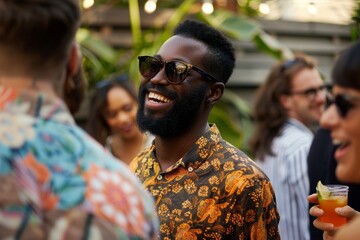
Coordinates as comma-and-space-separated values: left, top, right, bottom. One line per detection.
0, 0, 158, 238
87, 75, 153, 164
308, 40, 360, 240
250, 53, 327, 240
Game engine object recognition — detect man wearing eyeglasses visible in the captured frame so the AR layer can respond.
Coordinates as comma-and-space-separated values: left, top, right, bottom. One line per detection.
250, 54, 327, 240
130, 19, 280, 239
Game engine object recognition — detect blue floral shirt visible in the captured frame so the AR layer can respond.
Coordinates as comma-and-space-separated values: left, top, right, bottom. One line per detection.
0, 86, 158, 239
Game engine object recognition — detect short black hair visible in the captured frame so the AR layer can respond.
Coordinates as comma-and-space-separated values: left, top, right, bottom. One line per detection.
173, 19, 235, 84
332, 40, 360, 90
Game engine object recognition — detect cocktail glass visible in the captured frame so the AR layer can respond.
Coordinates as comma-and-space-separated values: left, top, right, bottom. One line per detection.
316, 184, 349, 227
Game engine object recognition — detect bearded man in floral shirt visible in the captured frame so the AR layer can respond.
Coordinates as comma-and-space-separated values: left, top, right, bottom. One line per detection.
130, 19, 280, 239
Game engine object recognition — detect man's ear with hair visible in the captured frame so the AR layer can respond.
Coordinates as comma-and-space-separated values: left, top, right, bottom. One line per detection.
206, 82, 225, 105
68, 41, 81, 77
63, 41, 81, 94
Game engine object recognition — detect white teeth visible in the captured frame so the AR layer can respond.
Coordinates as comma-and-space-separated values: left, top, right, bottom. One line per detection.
148, 92, 171, 103
333, 139, 349, 148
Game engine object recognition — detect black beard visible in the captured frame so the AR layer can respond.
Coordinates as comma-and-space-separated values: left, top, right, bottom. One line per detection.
137, 82, 208, 139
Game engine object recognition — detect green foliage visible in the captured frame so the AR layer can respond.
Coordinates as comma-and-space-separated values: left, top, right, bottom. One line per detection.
199, 10, 293, 60
351, 1, 360, 40
77, 28, 120, 86
237, 0, 261, 17
208, 90, 253, 155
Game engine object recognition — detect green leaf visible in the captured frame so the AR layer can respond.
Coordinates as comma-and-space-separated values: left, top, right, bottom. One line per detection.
129, 0, 142, 47
77, 28, 118, 63
253, 31, 294, 60
209, 106, 243, 148
201, 10, 261, 41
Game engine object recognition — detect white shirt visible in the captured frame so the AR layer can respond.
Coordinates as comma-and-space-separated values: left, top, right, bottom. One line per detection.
256, 118, 313, 240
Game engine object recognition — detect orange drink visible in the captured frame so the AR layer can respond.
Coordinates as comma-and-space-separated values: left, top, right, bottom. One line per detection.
316, 182, 349, 227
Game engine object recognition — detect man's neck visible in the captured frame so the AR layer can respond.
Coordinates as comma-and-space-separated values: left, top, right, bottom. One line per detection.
153, 123, 209, 172
0, 76, 58, 97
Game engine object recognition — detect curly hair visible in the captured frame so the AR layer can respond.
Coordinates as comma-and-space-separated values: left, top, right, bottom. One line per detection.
173, 19, 236, 84
249, 53, 317, 161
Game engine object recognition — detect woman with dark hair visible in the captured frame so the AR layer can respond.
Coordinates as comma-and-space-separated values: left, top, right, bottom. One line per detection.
308, 40, 360, 239
87, 75, 153, 164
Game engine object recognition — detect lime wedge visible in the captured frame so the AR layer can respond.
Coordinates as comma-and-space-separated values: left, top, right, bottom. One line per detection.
317, 181, 331, 200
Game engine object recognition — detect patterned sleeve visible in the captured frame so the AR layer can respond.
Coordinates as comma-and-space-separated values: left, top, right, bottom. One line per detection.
231, 174, 280, 239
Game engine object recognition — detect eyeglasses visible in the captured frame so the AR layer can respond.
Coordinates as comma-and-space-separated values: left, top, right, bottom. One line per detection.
138, 55, 218, 85
290, 85, 327, 101
326, 93, 360, 118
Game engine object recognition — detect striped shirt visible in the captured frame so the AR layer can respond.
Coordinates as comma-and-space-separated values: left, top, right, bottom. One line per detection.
256, 118, 313, 240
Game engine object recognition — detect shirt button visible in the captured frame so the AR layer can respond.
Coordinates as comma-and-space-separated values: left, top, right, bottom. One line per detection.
188, 167, 194, 172
157, 175, 163, 180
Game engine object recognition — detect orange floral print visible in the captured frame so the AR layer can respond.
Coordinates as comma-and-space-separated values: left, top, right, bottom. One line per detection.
0, 87, 18, 109
23, 153, 58, 210
175, 223, 202, 240
132, 124, 280, 239
83, 164, 147, 238
24, 153, 51, 184
197, 198, 229, 223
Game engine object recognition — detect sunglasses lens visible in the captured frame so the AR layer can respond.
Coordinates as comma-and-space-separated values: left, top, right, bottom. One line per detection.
335, 95, 354, 117
165, 61, 188, 84
139, 57, 162, 79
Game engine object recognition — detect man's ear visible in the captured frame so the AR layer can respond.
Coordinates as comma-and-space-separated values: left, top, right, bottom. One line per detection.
280, 94, 291, 110
67, 41, 81, 77
206, 82, 225, 105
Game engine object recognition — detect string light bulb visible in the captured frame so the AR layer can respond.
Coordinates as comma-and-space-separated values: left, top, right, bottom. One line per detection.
202, 0, 214, 15
83, 0, 94, 9
307, 2, 318, 15
259, 2, 270, 15
144, 0, 157, 14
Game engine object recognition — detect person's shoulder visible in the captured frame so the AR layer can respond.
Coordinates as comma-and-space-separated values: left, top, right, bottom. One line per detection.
276, 124, 313, 150
130, 144, 155, 173
220, 140, 270, 179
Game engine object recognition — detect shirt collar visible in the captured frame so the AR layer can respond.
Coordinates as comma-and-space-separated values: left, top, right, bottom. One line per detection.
0, 86, 74, 124
150, 124, 222, 173
287, 118, 313, 135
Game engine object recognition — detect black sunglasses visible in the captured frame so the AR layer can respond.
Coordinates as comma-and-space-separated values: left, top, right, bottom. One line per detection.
326, 93, 360, 118
138, 55, 218, 85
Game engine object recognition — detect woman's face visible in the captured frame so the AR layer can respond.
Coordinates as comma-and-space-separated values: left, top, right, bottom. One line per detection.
320, 85, 360, 183
105, 87, 139, 139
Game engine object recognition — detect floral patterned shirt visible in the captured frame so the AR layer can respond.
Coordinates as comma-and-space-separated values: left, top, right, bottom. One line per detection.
0, 86, 158, 239
130, 124, 280, 240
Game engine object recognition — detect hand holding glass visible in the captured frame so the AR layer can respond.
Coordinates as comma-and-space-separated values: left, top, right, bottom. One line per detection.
316, 184, 349, 227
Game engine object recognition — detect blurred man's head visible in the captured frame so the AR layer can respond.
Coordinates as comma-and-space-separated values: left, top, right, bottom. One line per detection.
0, 0, 81, 79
